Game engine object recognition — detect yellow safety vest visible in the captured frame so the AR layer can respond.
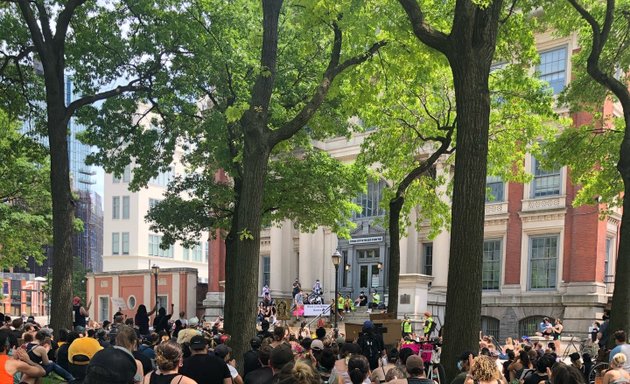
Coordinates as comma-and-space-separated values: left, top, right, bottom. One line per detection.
373, 294, 380, 304
337, 296, 344, 309
424, 317, 434, 335
402, 320, 412, 333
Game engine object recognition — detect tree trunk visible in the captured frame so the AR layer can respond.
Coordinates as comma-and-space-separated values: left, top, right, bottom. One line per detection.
441, 60, 491, 381
607, 117, 630, 347
47, 103, 75, 334
223, 141, 270, 367
387, 197, 404, 316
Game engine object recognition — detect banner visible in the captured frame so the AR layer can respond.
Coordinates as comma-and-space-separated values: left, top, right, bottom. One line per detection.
304, 304, 331, 317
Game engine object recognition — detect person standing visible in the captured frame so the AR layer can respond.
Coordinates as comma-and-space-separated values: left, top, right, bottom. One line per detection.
357, 321, 384, 370
292, 279, 301, 298
72, 296, 92, 332
153, 304, 174, 334
401, 315, 413, 338
294, 289, 305, 321
243, 337, 262, 377
180, 335, 231, 384
423, 312, 435, 339
134, 304, 157, 336
336, 293, 345, 321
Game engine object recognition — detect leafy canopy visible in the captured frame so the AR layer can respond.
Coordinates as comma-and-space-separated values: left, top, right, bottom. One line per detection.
0, 109, 51, 268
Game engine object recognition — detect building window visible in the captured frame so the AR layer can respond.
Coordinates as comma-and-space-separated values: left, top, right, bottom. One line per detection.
112, 196, 120, 219
537, 46, 567, 95
127, 296, 136, 310
357, 249, 379, 259
605, 237, 614, 280
149, 198, 161, 209
354, 180, 386, 219
422, 243, 433, 276
112, 233, 120, 255
150, 169, 173, 187
529, 235, 558, 290
485, 175, 504, 202
157, 295, 168, 310
262, 256, 271, 289
532, 157, 561, 198
192, 243, 202, 262
122, 165, 131, 183
183, 247, 189, 261
122, 196, 130, 219
148, 234, 174, 258
482, 239, 501, 290
481, 316, 500, 340
121, 232, 129, 255
113, 174, 120, 183
519, 316, 550, 338
99, 296, 109, 322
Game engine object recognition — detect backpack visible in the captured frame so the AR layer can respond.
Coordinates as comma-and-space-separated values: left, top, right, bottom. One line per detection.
360, 334, 381, 367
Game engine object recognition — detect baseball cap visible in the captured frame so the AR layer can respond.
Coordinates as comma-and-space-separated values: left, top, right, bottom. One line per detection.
311, 339, 324, 351
406, 355, 424, 372
189, 335, 207, 350
84, 347, 137, 384
214, 344, 232, 358
188, 317, 199, 327
250, 336, 262, 349
270, 344, 293, 369
363, 320, 374, 330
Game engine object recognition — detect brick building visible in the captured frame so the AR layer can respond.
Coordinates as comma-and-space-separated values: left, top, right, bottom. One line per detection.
206, 30, 620, 341
86, 268, 200, 323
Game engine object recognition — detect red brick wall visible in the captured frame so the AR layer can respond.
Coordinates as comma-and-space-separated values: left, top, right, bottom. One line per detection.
505, 182, 524, 284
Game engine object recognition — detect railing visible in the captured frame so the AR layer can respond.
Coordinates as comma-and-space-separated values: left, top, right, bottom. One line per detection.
605, 274, 615, 294
306, 303, 333, 330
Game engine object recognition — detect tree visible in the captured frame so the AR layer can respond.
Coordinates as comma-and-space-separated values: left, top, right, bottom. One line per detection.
0, 109, 51, 268
394, 0, 546, 378
0, 0, 194, 334
83, 0, 386, 360
543, 0, 630, 343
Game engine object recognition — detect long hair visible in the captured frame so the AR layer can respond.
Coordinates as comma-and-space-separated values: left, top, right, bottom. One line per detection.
136, 304, 147, 317
348, 355, 370, 384
155, 341, 183, 371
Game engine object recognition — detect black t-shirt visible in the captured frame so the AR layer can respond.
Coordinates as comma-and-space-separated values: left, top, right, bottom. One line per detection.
133, 350, 153, 375
524, 372, 548, 384
244, 349, 262, 376
247, 367, 273, 384
181, 353, 231, 384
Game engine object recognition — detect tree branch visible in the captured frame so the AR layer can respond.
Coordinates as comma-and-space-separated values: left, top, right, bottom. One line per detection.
269, 21, 386, 146
16, 0, 46, 55
33, 0, 53, 42
397, 0, 450, 54
0, 46, 34, 76
567, 0, 630, 111
64, 79, 146, 124
54, 0, 88, 47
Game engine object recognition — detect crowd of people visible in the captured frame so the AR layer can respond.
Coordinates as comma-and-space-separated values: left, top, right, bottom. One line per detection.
2, 294, 629, 384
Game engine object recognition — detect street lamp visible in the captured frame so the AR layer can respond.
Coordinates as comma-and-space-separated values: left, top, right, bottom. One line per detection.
331, 250, 341, 335
151, 264, 160, 312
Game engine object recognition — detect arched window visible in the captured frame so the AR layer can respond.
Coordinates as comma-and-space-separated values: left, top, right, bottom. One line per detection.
519, 316, 554, 337
354, 180, 386, 219
481, 316, 500, 340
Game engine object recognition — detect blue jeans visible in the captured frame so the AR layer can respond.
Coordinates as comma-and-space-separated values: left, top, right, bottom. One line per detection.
44, 362, 75, 382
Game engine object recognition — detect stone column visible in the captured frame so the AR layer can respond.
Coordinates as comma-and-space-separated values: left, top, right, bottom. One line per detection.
269, 224, 284, 297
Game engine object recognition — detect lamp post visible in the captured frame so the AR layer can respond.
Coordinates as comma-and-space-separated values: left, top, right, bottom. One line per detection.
151, 264, 160, 312
331, 250, 341, 335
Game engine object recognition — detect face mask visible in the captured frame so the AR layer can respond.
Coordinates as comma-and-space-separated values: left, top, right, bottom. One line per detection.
457, 361, 463, 371
7, 349, 13, 357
